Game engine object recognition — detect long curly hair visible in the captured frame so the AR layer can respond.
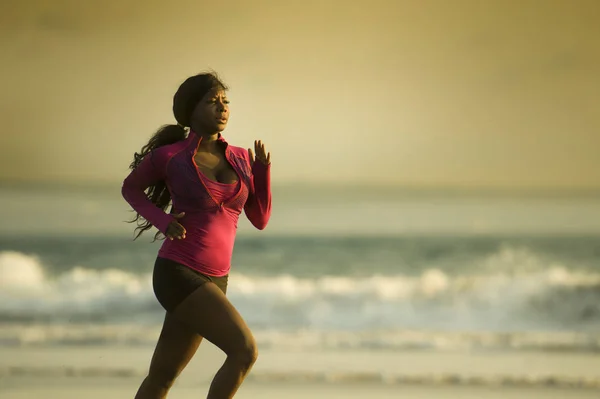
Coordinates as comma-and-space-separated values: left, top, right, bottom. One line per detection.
127, 72, 228, 240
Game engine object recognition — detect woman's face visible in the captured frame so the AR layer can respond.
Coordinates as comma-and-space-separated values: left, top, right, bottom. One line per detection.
190, 88, 230, 133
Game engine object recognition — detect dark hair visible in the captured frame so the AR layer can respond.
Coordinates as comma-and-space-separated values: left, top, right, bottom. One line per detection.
128, 72, 228, 240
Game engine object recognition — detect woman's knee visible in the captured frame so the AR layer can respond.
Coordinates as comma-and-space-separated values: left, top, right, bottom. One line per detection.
147, 365, 179, 389
229, 335, 258, 368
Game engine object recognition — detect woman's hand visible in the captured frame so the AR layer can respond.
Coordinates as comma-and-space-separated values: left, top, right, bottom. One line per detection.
248, 140, 271, 166
166, 212, 186, 240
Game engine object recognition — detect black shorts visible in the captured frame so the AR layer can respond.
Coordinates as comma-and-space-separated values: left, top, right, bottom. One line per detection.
152, 257, 228, 312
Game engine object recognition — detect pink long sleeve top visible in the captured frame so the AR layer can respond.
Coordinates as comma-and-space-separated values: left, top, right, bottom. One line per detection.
121, 131, 271, 276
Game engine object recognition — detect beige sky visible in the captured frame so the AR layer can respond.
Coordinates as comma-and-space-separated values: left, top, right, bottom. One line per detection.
1, 0, 599, 189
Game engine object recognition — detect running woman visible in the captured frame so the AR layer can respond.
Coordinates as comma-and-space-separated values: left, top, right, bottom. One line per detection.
121, 72, 271, 399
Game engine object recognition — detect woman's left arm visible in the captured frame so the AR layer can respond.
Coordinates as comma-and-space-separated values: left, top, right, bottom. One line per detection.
244, 140, 272, 230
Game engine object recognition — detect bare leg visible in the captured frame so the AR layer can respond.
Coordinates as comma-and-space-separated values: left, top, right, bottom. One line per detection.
135, 312, 203, 399
171, 282, 257, 399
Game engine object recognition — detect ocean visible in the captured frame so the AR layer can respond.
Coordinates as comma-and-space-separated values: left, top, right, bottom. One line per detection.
2, 183, 600, 394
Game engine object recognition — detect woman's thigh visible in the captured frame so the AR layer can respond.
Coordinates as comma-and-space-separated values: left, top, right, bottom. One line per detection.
171, 282, 255, 356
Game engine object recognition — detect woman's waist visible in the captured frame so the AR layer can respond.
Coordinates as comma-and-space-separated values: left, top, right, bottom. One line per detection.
159, 236, 235, 274
171, 222, 236, 243
159, 238, 235, 256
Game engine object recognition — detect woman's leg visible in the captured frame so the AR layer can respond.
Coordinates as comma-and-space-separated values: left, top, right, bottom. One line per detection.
171, 282, 257, 399
135, 312, 203, 399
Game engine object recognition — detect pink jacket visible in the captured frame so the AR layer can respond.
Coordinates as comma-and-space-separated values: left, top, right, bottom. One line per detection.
121, 131, 271, 276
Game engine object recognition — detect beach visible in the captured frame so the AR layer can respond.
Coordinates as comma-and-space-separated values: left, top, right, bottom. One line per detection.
4, 379, 599, 399
2, 344, 600, 398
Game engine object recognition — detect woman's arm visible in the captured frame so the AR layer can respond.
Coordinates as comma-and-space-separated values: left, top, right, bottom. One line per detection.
244, 161, 271, 230
121, 151, 174, 235
244, 150, 272, 230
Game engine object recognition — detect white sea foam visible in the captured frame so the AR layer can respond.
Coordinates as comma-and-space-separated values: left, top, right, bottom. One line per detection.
2, 250, 600, 350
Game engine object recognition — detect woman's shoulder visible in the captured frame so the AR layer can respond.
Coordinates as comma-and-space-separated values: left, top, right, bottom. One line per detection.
227, 144, 250, 161
226, 144, 253, 177
149, 140, 189, 168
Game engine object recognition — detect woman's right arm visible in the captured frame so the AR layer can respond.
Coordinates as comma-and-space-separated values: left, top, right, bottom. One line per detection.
121, 150, 175, 235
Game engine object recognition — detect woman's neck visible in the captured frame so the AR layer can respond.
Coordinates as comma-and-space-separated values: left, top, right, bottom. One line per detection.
191, 129, 221, 150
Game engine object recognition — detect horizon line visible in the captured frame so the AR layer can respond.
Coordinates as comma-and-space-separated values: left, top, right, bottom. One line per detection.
1, 177, 600, 196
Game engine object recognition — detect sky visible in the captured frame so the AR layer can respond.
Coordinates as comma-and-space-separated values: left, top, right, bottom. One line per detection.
1, 0, 599, 189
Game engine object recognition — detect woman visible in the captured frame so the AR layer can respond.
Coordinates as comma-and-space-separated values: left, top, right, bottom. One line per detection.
121, 72, 271, 399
